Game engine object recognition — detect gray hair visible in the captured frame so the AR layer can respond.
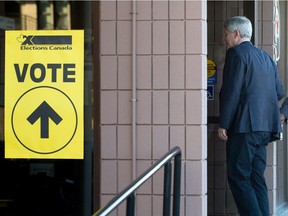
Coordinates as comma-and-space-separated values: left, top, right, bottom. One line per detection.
224, 16, 252, 38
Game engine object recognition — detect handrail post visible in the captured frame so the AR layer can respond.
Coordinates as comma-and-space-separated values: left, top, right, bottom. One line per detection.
163, 161, 172, 216
173, 153, 181, 216
126, 193, 135, 216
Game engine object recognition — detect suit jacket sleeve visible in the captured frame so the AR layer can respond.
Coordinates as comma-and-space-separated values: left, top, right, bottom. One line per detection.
219, 48, 244, 129
272, 59, 286, 101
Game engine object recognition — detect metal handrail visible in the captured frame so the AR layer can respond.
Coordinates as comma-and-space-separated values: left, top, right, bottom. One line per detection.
93, 146, 182, 216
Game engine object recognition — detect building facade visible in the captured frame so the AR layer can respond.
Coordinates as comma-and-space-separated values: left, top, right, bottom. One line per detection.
0, 1, 287, 216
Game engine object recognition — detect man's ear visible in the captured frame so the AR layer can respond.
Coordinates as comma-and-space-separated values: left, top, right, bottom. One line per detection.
235, 30, 241, 38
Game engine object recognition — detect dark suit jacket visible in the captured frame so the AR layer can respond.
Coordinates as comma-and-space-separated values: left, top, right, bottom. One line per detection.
219, 41, 285, 137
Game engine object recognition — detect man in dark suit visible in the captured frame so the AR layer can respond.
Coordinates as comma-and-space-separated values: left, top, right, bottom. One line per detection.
218, 16, 285, 216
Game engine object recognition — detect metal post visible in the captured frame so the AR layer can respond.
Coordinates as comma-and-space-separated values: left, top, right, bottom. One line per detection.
163, 162, 172, 216
173, 154, 181, 216
126, 193, 135, 216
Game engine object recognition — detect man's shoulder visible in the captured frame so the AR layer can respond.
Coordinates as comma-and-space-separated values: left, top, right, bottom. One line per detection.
227, 43, 250, 58
232, 42, 271, 58
235, 41, 254, 51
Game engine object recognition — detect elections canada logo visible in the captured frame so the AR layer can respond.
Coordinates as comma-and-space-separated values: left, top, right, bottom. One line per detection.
17, 34, 72, 50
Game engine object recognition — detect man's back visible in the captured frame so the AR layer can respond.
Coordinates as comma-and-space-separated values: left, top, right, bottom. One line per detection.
219, 41, 285, 134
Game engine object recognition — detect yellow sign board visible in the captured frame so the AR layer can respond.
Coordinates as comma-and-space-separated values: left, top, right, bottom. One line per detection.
207, 59, 216, 78
5, 30, 84, 159
207, 59, 217, 85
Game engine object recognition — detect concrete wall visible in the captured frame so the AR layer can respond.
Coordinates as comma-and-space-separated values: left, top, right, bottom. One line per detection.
98, 0, 207, 215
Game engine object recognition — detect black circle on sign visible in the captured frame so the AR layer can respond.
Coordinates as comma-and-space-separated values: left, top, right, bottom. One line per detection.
11, 86, 78, 154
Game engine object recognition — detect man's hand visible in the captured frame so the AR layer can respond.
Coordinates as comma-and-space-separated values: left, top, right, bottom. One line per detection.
281, 113, 286, 123
218, 127, 228, 141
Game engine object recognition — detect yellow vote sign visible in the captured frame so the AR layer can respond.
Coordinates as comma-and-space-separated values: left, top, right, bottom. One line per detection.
5, 30, 84, 159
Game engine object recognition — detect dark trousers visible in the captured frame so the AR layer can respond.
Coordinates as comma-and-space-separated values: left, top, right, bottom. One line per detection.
226, 132, 271, 216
